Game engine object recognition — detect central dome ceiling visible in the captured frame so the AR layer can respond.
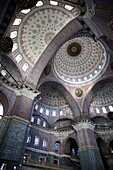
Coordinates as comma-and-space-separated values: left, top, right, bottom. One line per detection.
10, 0, 81, 69
18, 6, 74, 66
53, 36, 107, 84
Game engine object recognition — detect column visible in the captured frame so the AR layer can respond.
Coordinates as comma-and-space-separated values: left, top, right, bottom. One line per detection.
0, 88, 39, 170
73, 120, 105, 170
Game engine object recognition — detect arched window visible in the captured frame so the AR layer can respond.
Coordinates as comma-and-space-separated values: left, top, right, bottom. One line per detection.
0, 103, 4, 119
54, 141, 60, 153
35, 104, 38, 110
60, 110, 63, 116
36, 1, 43, 7
42, 139, 48, 149
13, 18, 21, 25
64, 5, 73, 11
1, 70, 7, 77
102, 107, 107, 113
34, 136, 40, 147
22, 63, 28, 72
45, 109, 49, 116
40, 107, 43, 113
37, 118, 41, 125
109, 105, 113, 112
50, 1, 58, 5
10, 31, 17, 39
21, 9, 30, 14
96, 108, 100, 113
15, 54, 22, 63
12, 43, 18, 52
52, 110, 56, 117
31, 116, 34, 123
43, 121, 46, 128
27, 134, 31, 145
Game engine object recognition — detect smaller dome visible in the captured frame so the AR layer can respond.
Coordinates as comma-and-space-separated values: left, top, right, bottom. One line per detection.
54, 36, 107, 84
39, 82, 68, 107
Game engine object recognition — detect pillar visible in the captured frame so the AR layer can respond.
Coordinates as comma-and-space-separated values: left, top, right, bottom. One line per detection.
0, 87, 39, 170
73, 120, 105, 170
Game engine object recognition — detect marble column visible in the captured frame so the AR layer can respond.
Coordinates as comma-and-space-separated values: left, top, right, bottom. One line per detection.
73, 120, 105, 170
0, 88, 39, 170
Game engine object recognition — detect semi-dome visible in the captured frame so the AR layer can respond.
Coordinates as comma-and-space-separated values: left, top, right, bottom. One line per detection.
39, 81, 68, 107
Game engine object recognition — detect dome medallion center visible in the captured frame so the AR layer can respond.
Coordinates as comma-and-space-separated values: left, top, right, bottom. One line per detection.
67, 42, 82, 57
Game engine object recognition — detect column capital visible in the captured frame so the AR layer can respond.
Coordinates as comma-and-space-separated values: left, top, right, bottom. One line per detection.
72, 120, 95, 131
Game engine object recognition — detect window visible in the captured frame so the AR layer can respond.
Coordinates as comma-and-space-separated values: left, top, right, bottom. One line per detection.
21, 9, 30, 14
52, 110, 56, 117
13, 166, 17, 170
64, 5, 73, 11
15, 54, 22, 63
40, 107, 43, 113
37, 118, 41, 125
34, 136, 40, 147
27, 135, 31, 144
13, 18, 21, 25
43, 121, 46, 128
0, 103, 3, 119
1, 70, 7, 77
89, 74, 93, 78
109, 105, 113, 112
42, 139, 48, 149
50, 1, 58, 5
54, 141, 60, 152
60, 110, 63, 116
94, 70, 98, 74
10, 31, 17, 39
31, 116, 34, 123
35, 104, 38, 110
45, 109, 49, 116
102, 107, 107, 113
22, 63, 28, 72
96, 108, 100, 113
99, 65, 102, 69
72, 79, 75, 82
12, 43, 18, 52
36, 1, 43, 7
84, 77, 87, 80
78, 78, 81, 82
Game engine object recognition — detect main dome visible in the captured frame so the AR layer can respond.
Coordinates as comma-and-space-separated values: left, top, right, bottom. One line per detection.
53, 36, 107, 84
17, 5, 75, 66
